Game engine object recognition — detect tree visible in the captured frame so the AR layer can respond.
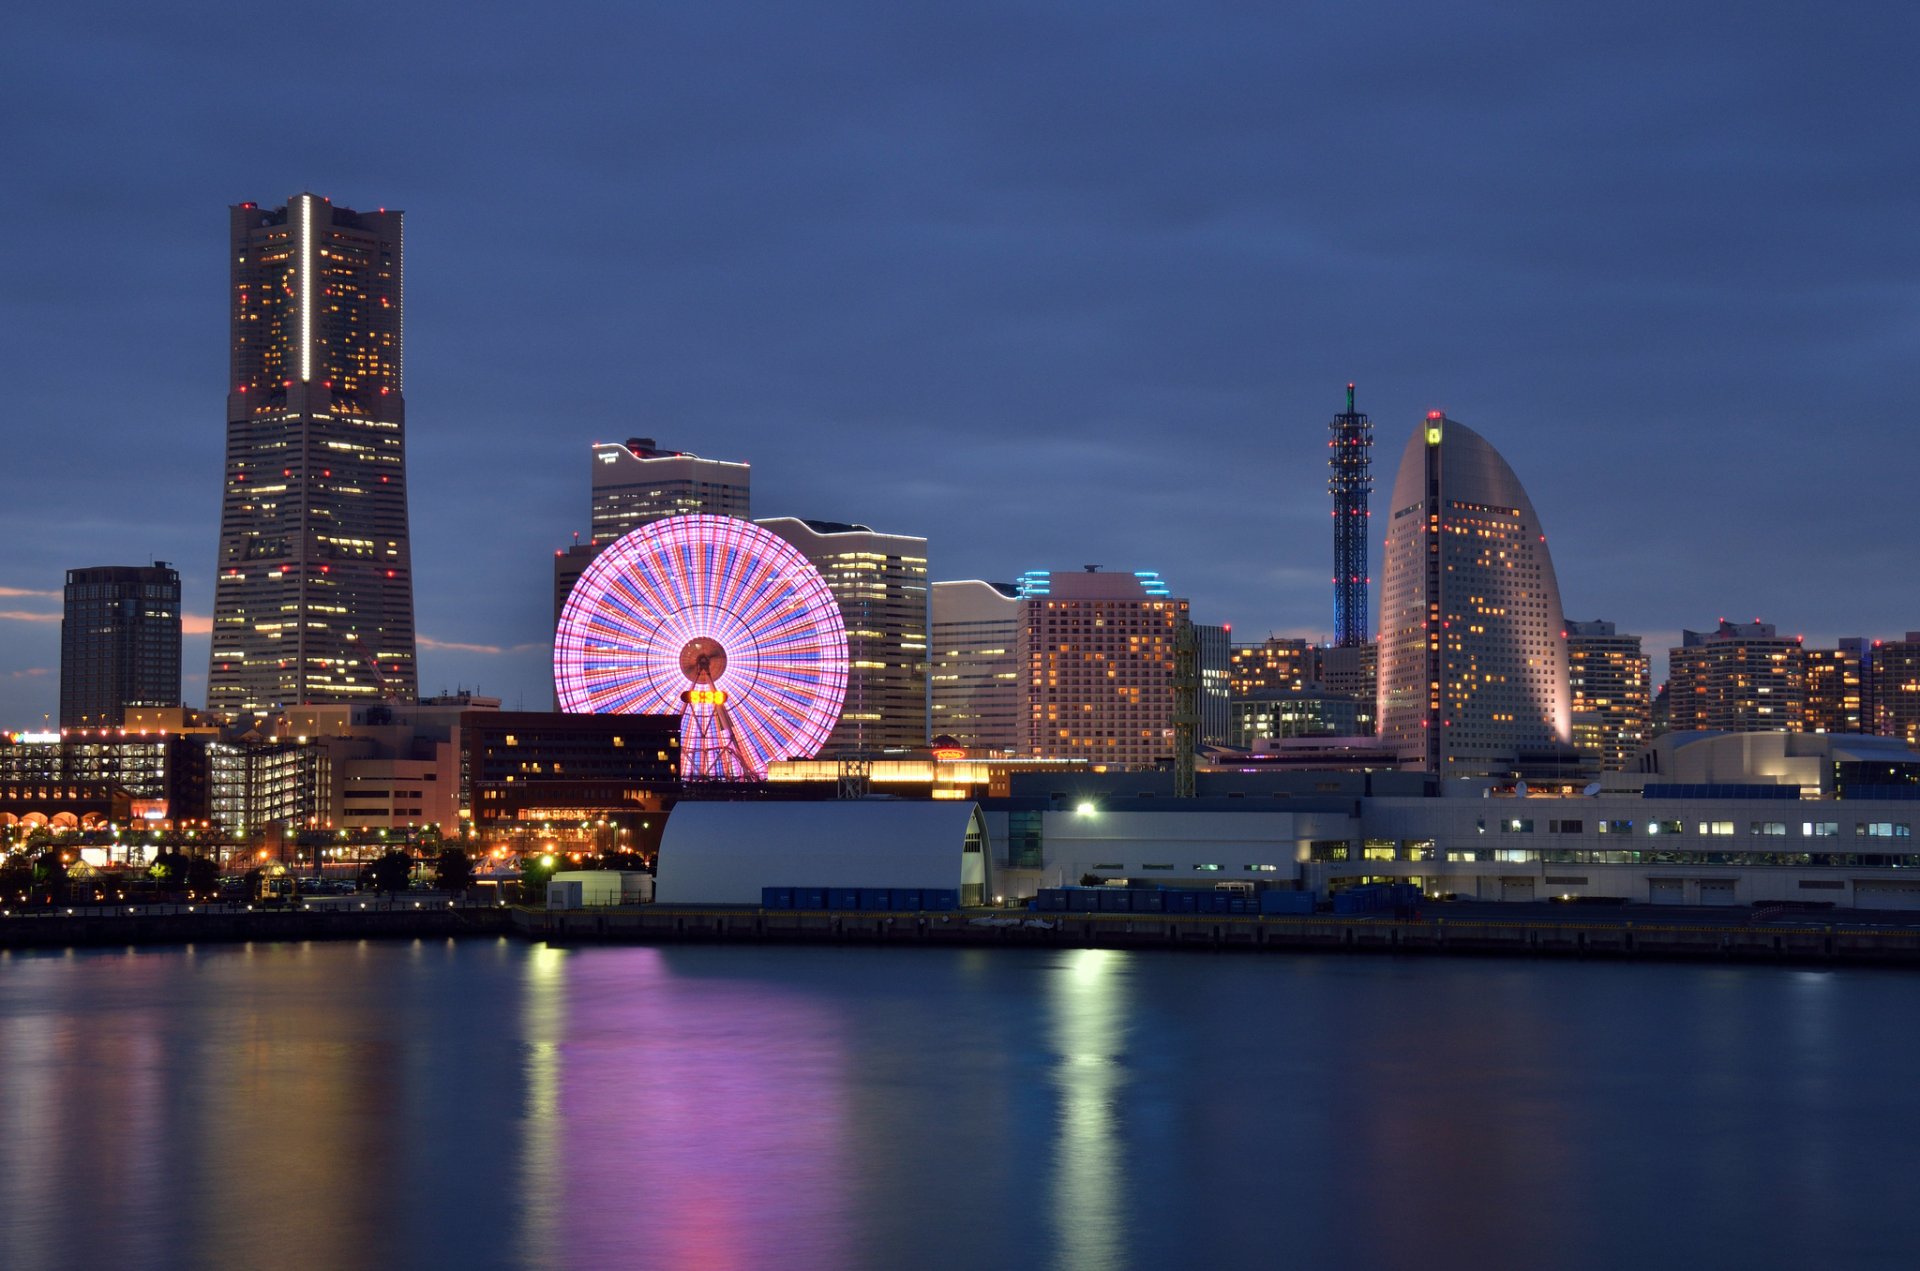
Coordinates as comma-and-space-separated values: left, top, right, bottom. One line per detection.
33, 848, 69, 903
185, 856, 220, 899
366, 849, 414, 895
150, 849, 190, 892
433, 847, 472, 895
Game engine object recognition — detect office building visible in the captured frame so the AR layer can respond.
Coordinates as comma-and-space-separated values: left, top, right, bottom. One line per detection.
1566, 620, 1652, 771
1196, 623, 1232, 747
209, 195, 416, 714
1229, 692, 1365, 747
1328, 382, 1373, 648
59, 563, 181, 728
757, 518, 928, 752
929, 580, 1021, 752
462, 710, 681, 859
1805, 639, 1868, 734
1017, 568, 1187, 767
1229, 637, 1313, 697
553, 438, 752, 622
1377, 412, 1571, 775
1316, 642, 1378, 735
1667, 620, 1805, 733
1871, 634, 1920, 746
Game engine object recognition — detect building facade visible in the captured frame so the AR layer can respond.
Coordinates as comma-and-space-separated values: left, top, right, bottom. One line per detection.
552, 438, 753, 623
1017, 568, 1186, 767
60, 563, 181, 728
1229, 637, 1313, 697
758, 518, 928, 752
1870, 634, 1920, 745
1566, 619, 1651, 771
1666, 620, 1805, 733
1805, 639, 1868, 735
1377, 413, 1571, 775
462, 710, 681, 859
929, 580, 1021, 752
210, 195, 416, 714
1196, 623, 1232, 747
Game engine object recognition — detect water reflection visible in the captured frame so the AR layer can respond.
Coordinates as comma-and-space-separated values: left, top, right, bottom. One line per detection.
1046, 949, 1127, 1271
2, 944, 1919, 1270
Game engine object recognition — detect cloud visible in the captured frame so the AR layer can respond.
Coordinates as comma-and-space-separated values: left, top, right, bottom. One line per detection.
183, 613, 212, 635
7, 667, 51, 679
0, 610, 59, 623
418, 635, 546, 656
0, 586, 59, 599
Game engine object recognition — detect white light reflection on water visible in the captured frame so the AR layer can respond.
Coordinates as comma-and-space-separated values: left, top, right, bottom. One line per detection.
1047, 948, 1128, 1271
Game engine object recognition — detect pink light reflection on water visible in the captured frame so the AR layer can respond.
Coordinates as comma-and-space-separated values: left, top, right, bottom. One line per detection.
533, 948, 854, 1271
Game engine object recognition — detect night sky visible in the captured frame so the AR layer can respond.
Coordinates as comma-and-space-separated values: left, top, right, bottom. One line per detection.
5, 2, 1918, 723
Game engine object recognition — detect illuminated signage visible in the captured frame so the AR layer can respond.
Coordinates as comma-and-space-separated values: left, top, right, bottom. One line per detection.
680, 688, 728, 706
11, 731, 60, 744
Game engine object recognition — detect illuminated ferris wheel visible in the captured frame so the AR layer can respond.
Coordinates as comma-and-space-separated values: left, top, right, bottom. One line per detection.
554, 515, 848, 780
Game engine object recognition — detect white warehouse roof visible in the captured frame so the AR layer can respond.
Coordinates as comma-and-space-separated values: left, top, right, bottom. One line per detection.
655, 800, 989, 905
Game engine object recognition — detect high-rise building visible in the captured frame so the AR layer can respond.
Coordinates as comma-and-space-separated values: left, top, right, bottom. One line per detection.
1869, 634, 1920, 745
1315, 641, 1378, 735
757, 518, 928, 752
1805, 639, 1868, 734
929, 580, 1020, 752
210, 195, 415, 715
1565, 619, 1651, 770
60, 563, 182, 728
1378, 412, 1571, 775
552, 438, 751, 622
1196, 623, 1232, 747
1328, 382, 1373, 648
1017, 568, 1187, 767
1667, 621, 1806, 733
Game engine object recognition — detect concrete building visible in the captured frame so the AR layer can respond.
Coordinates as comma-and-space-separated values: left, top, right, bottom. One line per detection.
461, 710, 681, 859
758, 518, 928, 752
552, 438, 752, 624
1017, 569, 1187, 768
929, 580, 1020, 752
977, 737, 1920, 910
656, 800, 990, 906
60, 563, 181, 729
1667, 620, 1805, 733
1872, 634, 1920, 745
1805, 639, 1868, 734
1229, 637, 1313, 697
0, 729, 213, 835
210, 195, 416, 714
1377, 412, 1571, 775
1566, 620, 1651, 772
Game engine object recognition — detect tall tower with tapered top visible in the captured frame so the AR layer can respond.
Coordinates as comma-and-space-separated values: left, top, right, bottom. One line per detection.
209, 195, 416, 715
1328, 382, 1373, 648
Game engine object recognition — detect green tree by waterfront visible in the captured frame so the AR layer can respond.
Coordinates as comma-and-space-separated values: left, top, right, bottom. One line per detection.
434, 847, 472, 895
33, 848, 69, 903
150, 849, 189, 892
185, 856, 219, 899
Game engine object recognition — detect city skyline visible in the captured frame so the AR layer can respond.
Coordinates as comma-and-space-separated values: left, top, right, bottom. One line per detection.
7, 4, 1920, 723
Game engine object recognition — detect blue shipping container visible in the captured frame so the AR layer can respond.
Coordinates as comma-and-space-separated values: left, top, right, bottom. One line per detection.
1133, 891, 1166, 913
1259, 891, 1315, 916
859, 888, 893, 910
761, 887, 795, 910
1098, 889, 1131, 912
923, 889, 959, 911
894, 889, 923, 911
1069, 889, 1102, 912
796, 888, 827, 910
829, 888, 862, 911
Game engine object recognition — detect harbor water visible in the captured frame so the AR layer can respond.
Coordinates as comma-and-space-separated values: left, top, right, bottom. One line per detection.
2, 939, 1916, 1270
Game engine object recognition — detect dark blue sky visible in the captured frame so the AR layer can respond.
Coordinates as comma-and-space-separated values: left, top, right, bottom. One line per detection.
4, 2, 1918, 721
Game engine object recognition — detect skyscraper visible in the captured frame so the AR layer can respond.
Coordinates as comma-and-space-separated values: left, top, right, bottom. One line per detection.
1017, 568, 1187, 766
552, 438, 751, 621
928, 580, 1021, 752
1804, 639, 1868, 734
757, 518, 928, 752
1377, 412, 1571, 775
1328, 382, 1373, 648
60, 563, 182, 728
209, 195, 415, 715
1871, 634, 1920, 745
1565, 619, 1651, 770
1666, 621, 1805, 733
